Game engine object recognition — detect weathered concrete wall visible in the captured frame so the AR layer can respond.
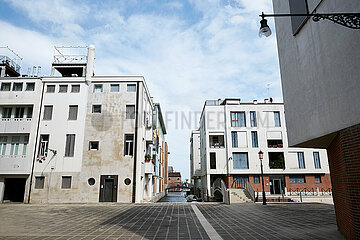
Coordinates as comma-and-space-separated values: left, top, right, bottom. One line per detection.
272, 0, 360, 148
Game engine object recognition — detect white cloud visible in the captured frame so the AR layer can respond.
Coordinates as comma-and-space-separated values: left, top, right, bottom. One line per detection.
0, 0, 281, 179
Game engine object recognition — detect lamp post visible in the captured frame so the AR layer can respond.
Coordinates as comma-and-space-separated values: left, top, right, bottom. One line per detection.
258, 150, 266, 205
259, 12, 360, 37
227, 157, 232, 189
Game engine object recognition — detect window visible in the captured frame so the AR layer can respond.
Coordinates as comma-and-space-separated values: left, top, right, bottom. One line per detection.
254, 175, 260, 184
233, 153, 249, 169
111, 84, 120, 92
127, 84, 136, 92
93, 84, 103, 93
27, 106, 33, 118
0, 136, 7, 156
10, 136, 20, 156
250, 111, 257, 127
39, 135, 49, 157
124, 134, 134, 156
269, 152, 285, 169
251, 131, 258, 148
59, 85, 68, 93
13, 82, 23, 91
231, 132, 238, 148
26, 82, 35, 91
297, 152, 305, 169
61, 176, 72, 189
315, 175, 321, 183
289, 0, 309, 35
209, 135, 225, 148
22, 136, 29, 156
89, 141, 99, 150
267, 139, 283, 148
43, 106, 53, 120
71, 85, 80, 93
68, 105, 78, 120
35, 176, 45, 189
313, 152, 321, 169
2, 107, 12, 118
65, 134, 75, 157
14, 107, 25, 118
126, 105, 135, 119
92, 105, 101, 113
46, 85, 55, 93
231, 112, 246, 127
210, 152, 216, 169
274, 112, 281, 127
289, 175, 305, 183
1, 82, 11, 91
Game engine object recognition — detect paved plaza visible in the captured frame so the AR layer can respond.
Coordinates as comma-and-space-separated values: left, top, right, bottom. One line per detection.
0, 202, 343, 240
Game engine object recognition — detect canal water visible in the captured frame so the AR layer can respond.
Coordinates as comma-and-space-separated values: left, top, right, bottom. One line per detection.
158, 191, 187, 202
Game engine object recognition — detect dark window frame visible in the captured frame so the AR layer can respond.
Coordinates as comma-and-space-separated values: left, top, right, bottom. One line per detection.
289, 0, 310, 35
61, 176, 72, 189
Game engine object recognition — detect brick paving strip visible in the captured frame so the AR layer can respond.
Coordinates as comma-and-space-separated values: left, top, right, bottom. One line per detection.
191, 205, 222, 240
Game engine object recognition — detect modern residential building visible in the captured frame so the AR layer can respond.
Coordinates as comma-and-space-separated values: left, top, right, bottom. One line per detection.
190, 130, 201, 196
272, 0, 360, 237
0, 45, 167, 203
197, 98, 331, 201
168, 172, 181, 192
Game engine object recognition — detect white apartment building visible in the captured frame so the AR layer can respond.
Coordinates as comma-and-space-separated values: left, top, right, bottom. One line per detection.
144, 103, 167, 202
197, 98, 331, 201
0, 46, 166, 203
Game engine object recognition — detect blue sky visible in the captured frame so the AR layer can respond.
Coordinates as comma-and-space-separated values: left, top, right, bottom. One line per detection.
0, 0, 281, 180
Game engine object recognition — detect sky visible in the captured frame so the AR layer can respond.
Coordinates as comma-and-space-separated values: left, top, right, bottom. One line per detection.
0, 0, 281, 180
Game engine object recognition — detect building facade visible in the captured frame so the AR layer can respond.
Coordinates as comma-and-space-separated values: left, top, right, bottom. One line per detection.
190, 130, 201, 196
168, 172, 181, 192
272, 0, 360, 237
144, 103, 167, 202
0, 46, 167, 203
197, 98, 331, 201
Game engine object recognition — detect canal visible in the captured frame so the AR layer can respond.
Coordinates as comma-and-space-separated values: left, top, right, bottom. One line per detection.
158, 191, 187, 202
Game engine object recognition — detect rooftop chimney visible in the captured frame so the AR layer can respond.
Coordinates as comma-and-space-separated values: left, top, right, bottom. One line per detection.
86, 45, 95, 84
37, 66, 41, 77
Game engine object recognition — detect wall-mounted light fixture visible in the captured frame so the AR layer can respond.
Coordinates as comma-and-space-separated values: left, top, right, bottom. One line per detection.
259, 12, 360, 37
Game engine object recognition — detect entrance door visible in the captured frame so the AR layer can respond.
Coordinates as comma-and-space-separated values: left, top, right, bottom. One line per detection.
99, 175, 118, 202
4, 178, 26, 202
270, 178, 284, 195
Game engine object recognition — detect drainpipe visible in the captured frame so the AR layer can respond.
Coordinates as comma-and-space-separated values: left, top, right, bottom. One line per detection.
132, 81, 140, 203
223, 104, 230, 189
27, 80, 45, 203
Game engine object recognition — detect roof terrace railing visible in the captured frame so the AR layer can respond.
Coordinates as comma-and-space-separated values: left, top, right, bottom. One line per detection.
0, 55, 21, 72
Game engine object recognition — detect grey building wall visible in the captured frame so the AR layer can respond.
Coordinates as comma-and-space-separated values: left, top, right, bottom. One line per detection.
272, 0, 360, 147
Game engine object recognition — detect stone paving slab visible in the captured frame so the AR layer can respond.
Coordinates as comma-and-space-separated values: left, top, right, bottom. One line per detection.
0, 203, 344, 240
197, 203, 344, 240
0, 204, 209, 240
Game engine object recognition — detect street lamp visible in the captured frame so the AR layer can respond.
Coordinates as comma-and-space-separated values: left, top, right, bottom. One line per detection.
227, 157, 232, 189
259, 11, 360, 37
258, 150, 266, 205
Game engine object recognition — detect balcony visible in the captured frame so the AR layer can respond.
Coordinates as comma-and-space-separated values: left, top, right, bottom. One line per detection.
145, 160, 155, 174
145, 128, 153, 141
0, 155, 31, 174
0, 118, 32, 133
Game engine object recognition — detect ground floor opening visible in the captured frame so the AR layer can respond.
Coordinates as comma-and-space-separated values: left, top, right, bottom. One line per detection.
3, 178, 27, 202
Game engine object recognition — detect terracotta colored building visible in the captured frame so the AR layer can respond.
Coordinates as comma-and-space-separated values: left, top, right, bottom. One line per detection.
168, 172, 181, 192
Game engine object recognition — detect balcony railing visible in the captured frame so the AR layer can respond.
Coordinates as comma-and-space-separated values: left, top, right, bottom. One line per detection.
0, 118, 32, 133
